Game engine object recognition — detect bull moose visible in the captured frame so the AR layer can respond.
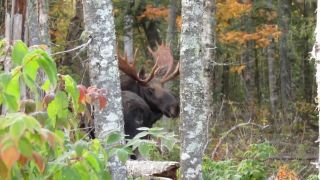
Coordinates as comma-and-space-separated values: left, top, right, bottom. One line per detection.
118, 44, 180, 139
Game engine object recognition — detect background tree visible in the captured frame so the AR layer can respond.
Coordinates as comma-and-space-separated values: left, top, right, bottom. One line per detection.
82, 0, 127, 179
180, 0, 206, 179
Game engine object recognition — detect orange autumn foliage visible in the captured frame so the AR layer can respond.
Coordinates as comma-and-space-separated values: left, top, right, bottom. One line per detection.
216, 0, 252, 30
276, 165, 298, 180
220, 24, 281, 48
138, 5, 169, 21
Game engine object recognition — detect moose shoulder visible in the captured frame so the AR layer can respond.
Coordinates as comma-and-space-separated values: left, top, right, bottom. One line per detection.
118, 44, 180, 139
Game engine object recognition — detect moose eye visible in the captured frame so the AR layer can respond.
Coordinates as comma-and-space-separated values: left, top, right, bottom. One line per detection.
147, 87, 155, 95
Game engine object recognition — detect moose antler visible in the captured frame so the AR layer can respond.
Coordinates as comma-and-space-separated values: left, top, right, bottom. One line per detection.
117, 49, 159, 85
147, 43, 180, 84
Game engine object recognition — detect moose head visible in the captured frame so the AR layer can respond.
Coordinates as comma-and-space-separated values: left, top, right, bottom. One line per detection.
118, 43, 180, 120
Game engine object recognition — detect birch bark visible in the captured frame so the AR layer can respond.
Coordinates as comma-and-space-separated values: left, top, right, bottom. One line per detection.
311, 0, 320, 178
82, 0, 127, 179
180, 0, 205, 179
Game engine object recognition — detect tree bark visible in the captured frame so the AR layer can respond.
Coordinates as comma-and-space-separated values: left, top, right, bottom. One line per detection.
25, 0, 50, 47
202, 0, 216, 151
267, 38, 278, 117
124, 0, 134, 61
180, 0, 205, 179
82, 0, 127, 179
311, 0, 320, 177
278, 0, 292, 115
166, 0, 177, 46
126, 160, 179, 179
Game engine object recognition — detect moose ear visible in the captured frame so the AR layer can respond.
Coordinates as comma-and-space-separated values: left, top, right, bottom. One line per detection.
138, 67, 146, 79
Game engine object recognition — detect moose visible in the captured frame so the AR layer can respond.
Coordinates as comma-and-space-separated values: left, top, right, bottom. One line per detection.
118, 44, 180, 139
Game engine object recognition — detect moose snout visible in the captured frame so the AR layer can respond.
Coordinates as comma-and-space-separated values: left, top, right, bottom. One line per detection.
165, 104, 180, 118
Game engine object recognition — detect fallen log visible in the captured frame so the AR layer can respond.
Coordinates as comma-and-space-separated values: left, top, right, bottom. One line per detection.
126, 160, 180, 180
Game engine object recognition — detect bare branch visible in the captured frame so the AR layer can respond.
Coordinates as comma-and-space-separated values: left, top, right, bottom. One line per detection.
211, 120, 269, 159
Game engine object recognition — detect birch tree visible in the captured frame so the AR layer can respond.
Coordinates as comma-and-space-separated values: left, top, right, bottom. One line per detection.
202, 0, 216, 137
180, 0, 206, 179
311, 0, 320, 178
82, 0, 127, 179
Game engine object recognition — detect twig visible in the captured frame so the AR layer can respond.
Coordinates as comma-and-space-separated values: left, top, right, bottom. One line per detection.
211, 120, 269, 159
50, 36, 92, 56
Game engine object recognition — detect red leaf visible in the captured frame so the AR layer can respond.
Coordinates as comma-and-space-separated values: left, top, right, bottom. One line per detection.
98, 95, 108, 111
77, 85, 87, 104
32, 152, 45, 172
18, 155, 30, 166
1, 146, 20, 170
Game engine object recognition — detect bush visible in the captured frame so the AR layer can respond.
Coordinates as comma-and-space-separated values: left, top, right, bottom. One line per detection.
203, 143, 277, 180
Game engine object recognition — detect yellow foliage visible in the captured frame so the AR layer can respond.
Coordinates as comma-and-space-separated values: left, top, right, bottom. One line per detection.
176, 16, 182, 32
216, 0, 252, 30
219, 25, 281, 48
138, 5, 169, 21
230, 64, 246, 74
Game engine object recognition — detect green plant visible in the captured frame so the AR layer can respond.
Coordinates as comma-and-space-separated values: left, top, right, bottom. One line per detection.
203, 143, 277, 180
0, 40, 178, 179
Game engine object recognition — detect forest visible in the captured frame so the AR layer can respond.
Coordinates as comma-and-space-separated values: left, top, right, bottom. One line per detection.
0, 0, 319, 179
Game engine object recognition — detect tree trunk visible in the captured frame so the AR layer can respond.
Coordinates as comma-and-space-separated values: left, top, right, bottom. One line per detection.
166, 0, 177, 46
267, 37, 278, 117
82, 0, 127, 179
202, 0, 216, 150
278, 0, 292, 116
311, 0, 320, 177
25, 0, 50, 47
25, 0, 51, 100
124, 0, 134, 60
180, 0, 205, 179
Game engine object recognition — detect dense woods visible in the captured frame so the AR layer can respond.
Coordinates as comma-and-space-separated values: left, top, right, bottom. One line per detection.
0, 0, 319, 179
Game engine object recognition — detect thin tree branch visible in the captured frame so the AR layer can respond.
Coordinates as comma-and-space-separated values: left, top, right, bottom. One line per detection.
211, 119, 269, 159
50, 36, 92, 56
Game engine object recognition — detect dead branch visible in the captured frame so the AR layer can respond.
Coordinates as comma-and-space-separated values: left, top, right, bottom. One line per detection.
211, 119, 269, 159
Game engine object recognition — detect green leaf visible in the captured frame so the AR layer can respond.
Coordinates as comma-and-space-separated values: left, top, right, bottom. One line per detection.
10, 119, 26, 140
105, 132, 122, 145
138, 143, 152, 157
116, 148, 129, 163
22, 53, 39, 91
7, 68, 21, 103
63, 75, 79, 112
133, 131, 149, 140
47, 91, 69, 127
41, 79, 51, 92
2, 92, 19, 111
35, 50, 57, 87
61, 167, 81, 180
0, 73, 11, 88
12, 40, 28, 66
18, 138, 33, 157
73, 162, 90, 180
85, 153, 101, 173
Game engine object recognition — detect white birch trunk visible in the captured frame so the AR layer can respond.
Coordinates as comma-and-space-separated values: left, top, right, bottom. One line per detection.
202, 0, 216, 152
180, 0, 205, 179
311, 0, 320, 178
82, 0, 127, 179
